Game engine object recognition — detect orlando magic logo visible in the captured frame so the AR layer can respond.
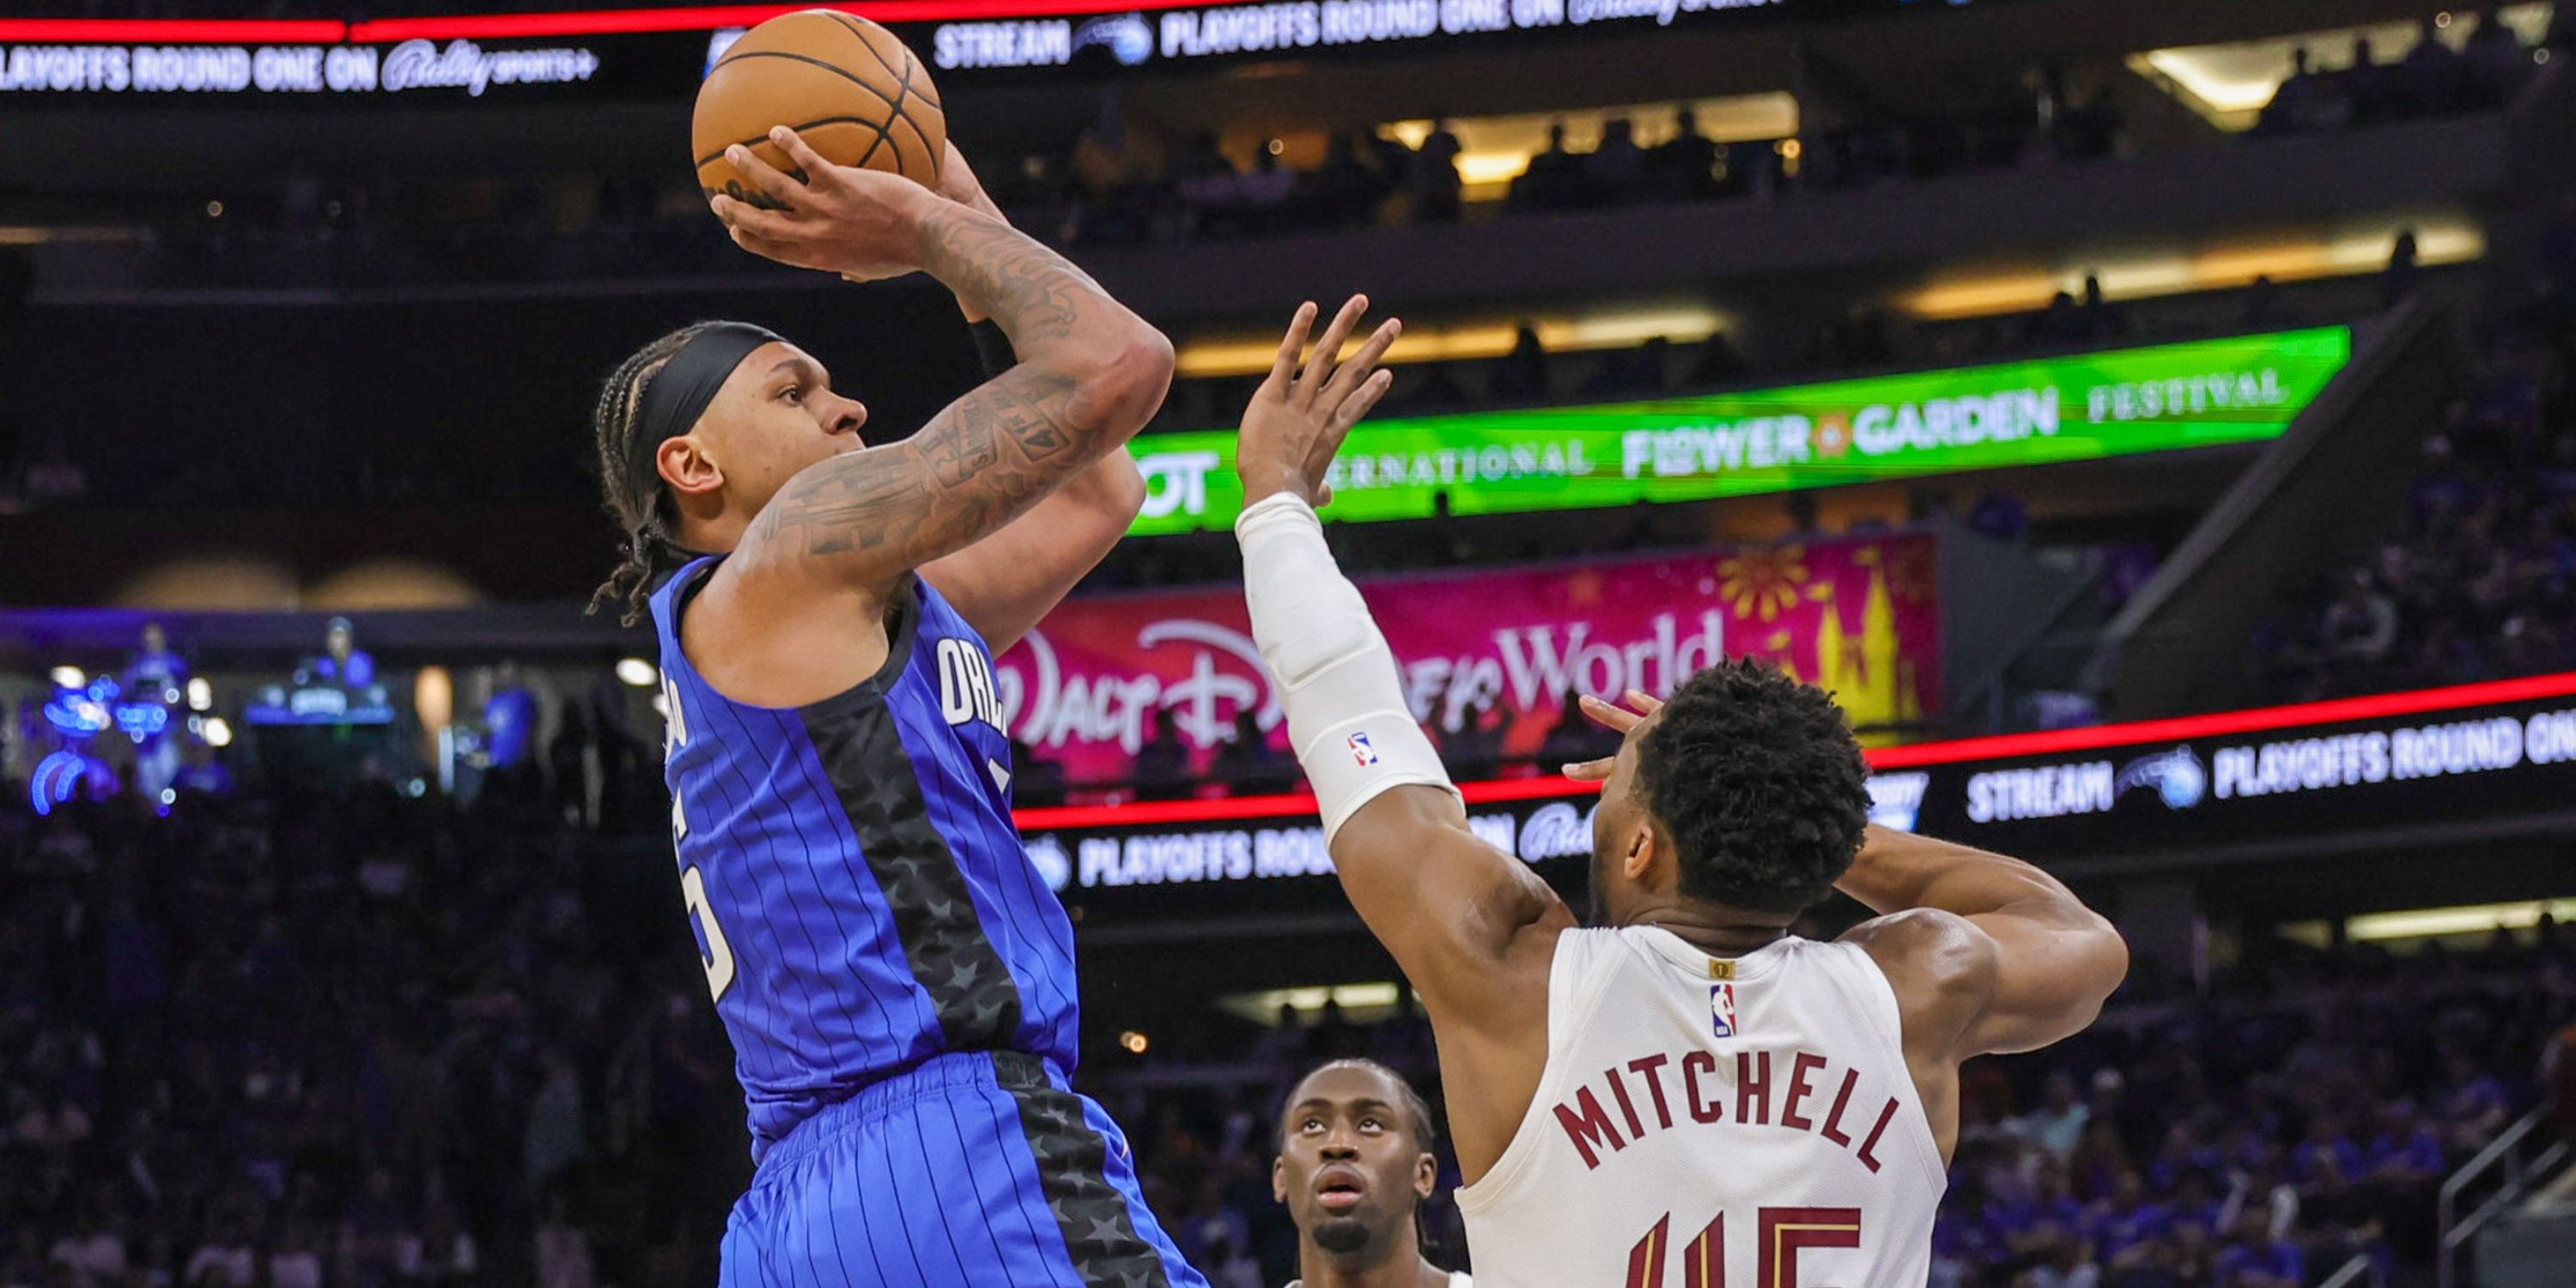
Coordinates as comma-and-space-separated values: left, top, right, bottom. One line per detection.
2115, 746, 2206, 810
1072, 13, 1152, 65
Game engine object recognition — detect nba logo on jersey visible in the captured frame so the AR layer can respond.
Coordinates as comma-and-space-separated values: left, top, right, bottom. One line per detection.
1710, 982, 1737, 1038
1347, 732, 1378, 766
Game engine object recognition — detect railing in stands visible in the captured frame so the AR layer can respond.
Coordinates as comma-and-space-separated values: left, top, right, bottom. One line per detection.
2317, 1250, 2384, 1288
2437, 1107, 2569, 1288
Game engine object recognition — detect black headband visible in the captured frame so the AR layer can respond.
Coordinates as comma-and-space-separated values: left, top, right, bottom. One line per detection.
628, 321, 784, 505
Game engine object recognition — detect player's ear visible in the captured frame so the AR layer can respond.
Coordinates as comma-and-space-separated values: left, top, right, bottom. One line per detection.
1272, 1155, 1289, 1204
1621, 823, 1656, 884
659, 434, 725, 497
1413, 1151, 1437, 1199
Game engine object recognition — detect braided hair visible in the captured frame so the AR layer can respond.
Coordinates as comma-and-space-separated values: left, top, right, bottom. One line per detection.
589, 321, 726, 625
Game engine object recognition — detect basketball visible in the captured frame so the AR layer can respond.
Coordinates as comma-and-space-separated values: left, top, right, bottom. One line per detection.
692, 9, 946, 210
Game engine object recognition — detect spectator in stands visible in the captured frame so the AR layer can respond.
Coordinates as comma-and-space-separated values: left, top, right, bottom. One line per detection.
1310, 133, 1389, 231
2398, 15, 2464, 116
2460, 3, 2532, 109
1687, 330, 1751, 386
1584, 117, 1648, 205
2342, 35, 2397, 125
1174, 131, 1242, 234
2384, 229, 2421, 307
1971, 489, 2033, 544
2079, 275, 2127, 340
2210, 1209, 2301, 1288
1488, 325, 1549, 403
2014, 1072, 2093, 1163
2258, 47, 2349, 134
1237, 148, 1298, 234
1506, 122, 1580, 211
1136, 708, 1194, 800
1653, 105, 1722, 201
1439, 696, 1505, 781
1411, 119, 1464, 224
1011, 737, 1069, 808
1211, 710, 1287, 796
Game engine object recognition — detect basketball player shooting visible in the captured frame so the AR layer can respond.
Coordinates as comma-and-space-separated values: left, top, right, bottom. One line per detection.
1231, 303, 2131, 1286
590, 126, 1216, 1286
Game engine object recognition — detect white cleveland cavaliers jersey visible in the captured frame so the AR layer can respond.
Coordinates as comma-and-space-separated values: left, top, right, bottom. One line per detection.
1455, 928, 1943, 1288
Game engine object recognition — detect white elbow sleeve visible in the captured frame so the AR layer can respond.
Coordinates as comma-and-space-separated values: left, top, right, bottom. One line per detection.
1235, 493, 1457, 841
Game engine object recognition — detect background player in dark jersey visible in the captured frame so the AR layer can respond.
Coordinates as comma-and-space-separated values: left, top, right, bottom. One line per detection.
1274, 1060, 1471, 1288
581, 131, 1390, 1288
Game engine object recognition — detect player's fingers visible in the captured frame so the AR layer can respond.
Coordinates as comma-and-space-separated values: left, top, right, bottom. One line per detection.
1298, 295, 1369, 403
1324, 368, 1394, 438
767, 126, 840, 192
1561, 755, 1617, 781
1305, 368, 1386, 489
725, 143, 809, 211
1622, 688, 1666, 715
1321, 317, 1401, 410
1267, 301, 1318, 391
1579, 692, 1647, 734
710, 194, 800, 246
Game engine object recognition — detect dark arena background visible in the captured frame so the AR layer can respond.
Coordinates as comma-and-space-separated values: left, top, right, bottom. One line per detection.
3, 0, 2576, 1285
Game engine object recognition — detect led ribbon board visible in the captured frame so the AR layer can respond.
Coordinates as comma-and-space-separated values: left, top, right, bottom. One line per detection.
1125, 325, 2353, 534
0, 0, 2008, 95
1015, 671, 2576, 919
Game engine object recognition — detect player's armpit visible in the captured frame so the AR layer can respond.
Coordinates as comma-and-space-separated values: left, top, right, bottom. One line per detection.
920, 449, 1145, 653
1329, 784, 1577, 1013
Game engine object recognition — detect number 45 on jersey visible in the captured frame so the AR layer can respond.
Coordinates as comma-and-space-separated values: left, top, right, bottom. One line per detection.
1627, 1207, 1859, 1288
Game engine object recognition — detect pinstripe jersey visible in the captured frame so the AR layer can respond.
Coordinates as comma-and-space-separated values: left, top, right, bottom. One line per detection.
650, 556, 1082, 1162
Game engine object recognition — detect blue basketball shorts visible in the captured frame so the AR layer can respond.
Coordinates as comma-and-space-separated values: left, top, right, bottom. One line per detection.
718, 1050, 1207, 1288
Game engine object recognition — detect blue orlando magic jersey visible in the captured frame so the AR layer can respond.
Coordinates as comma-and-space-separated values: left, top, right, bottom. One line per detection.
647, 556, 1081, 1159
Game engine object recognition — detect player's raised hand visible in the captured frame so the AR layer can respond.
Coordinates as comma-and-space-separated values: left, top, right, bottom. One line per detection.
1559, 689, 1662, 781
709, 125, 941, 281
1236, 295, 1400, 509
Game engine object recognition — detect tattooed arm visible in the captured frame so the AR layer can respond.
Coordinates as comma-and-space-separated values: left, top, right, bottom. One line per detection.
685, 130, 1170, 706
714, 131, 1172, 604
914, 145, 1151, 654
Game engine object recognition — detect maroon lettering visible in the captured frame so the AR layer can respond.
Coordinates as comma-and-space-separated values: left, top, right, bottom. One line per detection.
1820, 1068, 1860, 1147
1605, 1066, 1648, 1140
1782, 1051, 1826, 1131
1625, 1214, 1670, 1288
1682, 1212, 1723, 1288
1554, 1086, 1627, 1170
1759, 1206, 1862, 1288
1682, 1051, 1724, 1124
1628, 1054, 1675, 1131
1735, 1050, 1771, 1126
1855, 1096, 1901, 1173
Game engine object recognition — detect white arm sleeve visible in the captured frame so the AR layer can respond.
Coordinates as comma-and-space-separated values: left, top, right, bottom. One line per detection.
1234, 492, 1458, 841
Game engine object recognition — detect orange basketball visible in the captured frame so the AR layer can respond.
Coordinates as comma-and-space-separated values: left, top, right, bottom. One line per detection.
692, 9, 946, 210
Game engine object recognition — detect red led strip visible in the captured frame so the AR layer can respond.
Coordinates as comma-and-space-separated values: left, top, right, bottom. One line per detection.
2, 3, 1204, 45
1011, 671, 2576, 830
1865, 669, 2576, 769
353, 1, 1201, 41
0, 18, 346, 42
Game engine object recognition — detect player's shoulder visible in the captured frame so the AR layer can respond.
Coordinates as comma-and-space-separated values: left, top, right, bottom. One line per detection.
1838, 908, 2002, 1009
